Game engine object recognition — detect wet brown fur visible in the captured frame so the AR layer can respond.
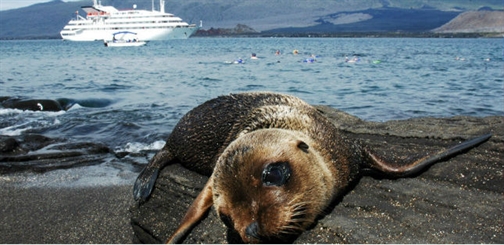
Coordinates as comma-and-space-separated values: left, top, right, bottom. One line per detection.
132, 92, 491, 243
213, 129, 339, 242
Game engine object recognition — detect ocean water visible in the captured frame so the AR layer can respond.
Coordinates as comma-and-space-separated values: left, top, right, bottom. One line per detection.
1, 38, 503, 155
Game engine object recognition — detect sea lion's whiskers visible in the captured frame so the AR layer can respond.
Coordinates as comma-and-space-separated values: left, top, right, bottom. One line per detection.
275, 201, 312, 235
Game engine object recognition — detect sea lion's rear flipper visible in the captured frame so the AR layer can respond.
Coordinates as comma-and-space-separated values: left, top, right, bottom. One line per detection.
133, 148, 174, 202
362, 133, 492, 177
166, 177, 214, 244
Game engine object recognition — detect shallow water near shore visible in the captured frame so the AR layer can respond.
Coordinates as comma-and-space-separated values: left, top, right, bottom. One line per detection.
0, 38, 502, 182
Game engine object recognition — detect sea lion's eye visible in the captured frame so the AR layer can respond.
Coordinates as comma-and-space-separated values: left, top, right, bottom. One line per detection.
262, 162, 291, 186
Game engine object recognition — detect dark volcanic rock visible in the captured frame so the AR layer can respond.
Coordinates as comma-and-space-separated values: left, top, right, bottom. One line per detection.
0, 137, 20, 153
195, 24, 259, 36
130, 107, 503, 243
0, 134, 114, 173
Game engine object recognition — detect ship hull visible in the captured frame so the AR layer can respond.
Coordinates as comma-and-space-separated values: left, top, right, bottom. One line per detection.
61, 26, 199, 41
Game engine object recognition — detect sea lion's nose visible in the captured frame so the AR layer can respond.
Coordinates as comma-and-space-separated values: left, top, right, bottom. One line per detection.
245, 222, 260, 240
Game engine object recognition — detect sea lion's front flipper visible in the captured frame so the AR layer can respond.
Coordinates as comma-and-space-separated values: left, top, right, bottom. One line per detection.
362, 133, 492, 177
166, 177, 214, 244
133, 148, 174, 202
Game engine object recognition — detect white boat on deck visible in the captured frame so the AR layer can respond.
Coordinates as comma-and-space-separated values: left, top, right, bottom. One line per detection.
104, 31, 147, 47
60, 0, 200, 41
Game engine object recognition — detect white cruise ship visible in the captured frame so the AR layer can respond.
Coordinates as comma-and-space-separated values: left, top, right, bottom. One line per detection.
60, 0, 200, 41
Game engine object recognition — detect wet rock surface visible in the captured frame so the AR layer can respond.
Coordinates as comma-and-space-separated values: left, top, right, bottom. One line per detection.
0, 133, 154, 175
0, 134, 112, 173
130, 106, 503, 243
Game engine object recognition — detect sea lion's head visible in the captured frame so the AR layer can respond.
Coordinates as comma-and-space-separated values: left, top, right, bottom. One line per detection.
212, 128, 335, 243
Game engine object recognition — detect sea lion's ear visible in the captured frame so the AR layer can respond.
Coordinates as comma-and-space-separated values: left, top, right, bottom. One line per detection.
297, 141, 309, 153
362, 133, 492, 178
166, 177, 214, 244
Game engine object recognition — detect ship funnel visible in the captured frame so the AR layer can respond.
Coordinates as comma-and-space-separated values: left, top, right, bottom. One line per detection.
160, 0, 165, 13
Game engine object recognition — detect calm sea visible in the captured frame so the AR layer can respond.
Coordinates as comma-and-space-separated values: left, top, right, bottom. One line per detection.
1, 38, 503, 155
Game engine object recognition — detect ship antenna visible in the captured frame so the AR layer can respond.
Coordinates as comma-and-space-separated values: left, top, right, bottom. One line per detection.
152, 0, 154, 11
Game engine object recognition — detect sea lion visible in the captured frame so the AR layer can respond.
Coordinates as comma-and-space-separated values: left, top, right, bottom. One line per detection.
133, 92, 491, 243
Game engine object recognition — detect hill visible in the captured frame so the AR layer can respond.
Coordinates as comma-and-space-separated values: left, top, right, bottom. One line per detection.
0, 0, 83, 39
0, 0, 503, 39
433, 10, 504, 33
263, 7, 460, 34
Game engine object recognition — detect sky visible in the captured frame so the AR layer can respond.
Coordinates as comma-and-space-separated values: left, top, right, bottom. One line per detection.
0, 0, 81, 11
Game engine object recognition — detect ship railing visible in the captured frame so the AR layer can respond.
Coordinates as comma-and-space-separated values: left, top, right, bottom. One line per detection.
76, 15, 87, 21
87, 12, 110, 17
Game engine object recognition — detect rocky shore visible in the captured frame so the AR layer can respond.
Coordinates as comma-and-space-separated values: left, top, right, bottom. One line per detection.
1, 106, 503, 243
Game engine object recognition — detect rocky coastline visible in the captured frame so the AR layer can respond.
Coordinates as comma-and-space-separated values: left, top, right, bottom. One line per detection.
1, 106, 502, 243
